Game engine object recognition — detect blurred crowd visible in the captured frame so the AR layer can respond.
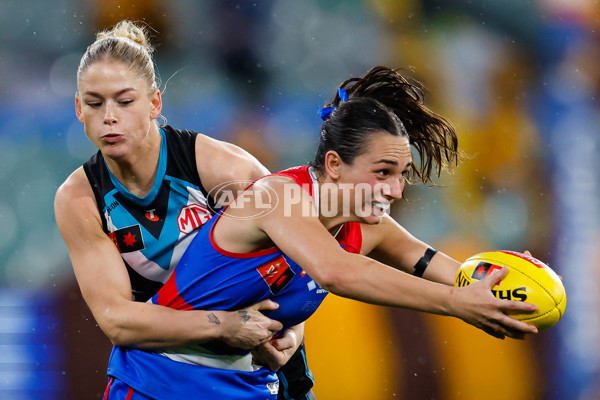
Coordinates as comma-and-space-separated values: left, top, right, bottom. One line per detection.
0, 1, 598, 399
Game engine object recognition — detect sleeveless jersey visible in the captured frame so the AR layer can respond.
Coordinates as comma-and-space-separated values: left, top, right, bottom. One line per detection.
83, 125, 216, 302
106, 165, 363, 399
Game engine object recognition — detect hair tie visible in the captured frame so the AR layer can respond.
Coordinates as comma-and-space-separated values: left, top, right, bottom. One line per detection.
317, 88, 349, 120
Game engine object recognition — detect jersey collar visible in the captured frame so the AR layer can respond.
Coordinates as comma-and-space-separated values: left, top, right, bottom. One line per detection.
105, 127, 167, 207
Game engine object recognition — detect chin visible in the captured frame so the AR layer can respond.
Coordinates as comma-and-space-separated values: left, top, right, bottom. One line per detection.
101, 143, 129, 160
360, 214, 385, 225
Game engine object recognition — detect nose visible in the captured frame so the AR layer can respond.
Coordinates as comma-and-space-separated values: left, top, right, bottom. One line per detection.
385, 177, 404, 200
104, 102, 117, 125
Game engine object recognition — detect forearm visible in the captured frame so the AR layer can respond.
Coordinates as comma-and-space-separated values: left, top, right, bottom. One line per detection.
91, 296, 282, 350
93, 300, 223, 349
320, 255, 456, 316
363, 216, 460, 286
420, 251, 461, 286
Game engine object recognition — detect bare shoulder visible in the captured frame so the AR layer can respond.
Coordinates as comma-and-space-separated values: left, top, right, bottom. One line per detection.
54, 167, 100, 230
194, 133, 269, 192
257, 174, 316, 219
55, 167, 93, 206
252, 174, 311, 199
195, 134, 251, 160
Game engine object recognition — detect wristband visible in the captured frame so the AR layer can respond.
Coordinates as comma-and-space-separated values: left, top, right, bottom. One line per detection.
413, 247, 437, 278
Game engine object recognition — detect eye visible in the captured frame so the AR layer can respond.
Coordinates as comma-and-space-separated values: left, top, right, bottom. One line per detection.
86, 102, 102, 108
376, 169, 389, 177
401, 170, 410, 179
119, 99, 134, 106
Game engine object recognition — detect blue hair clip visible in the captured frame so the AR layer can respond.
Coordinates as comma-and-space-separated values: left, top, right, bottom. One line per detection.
318, 88, 349, 120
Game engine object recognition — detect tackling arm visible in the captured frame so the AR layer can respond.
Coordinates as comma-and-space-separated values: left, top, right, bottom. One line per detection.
54, 168, 282, 350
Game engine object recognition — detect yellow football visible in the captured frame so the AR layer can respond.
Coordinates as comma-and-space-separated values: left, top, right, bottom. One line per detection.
455, 250, 566, 331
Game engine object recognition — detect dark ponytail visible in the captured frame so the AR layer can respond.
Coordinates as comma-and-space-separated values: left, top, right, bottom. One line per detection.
310, 66, 458, 184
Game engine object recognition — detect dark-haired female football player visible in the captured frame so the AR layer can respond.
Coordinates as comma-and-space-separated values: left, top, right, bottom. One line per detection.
100, 66, 538, 399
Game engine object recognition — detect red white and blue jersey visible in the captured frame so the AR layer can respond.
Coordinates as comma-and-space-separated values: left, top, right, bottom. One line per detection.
106, 165, 362, 399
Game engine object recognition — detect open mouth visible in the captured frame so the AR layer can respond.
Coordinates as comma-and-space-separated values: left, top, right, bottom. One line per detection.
372, 202, 390, 213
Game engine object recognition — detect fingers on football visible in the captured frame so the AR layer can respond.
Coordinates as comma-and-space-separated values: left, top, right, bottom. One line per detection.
483, 320, 530, 340
480, 265, 508, 289
498, 312, 538, 335
501, 298, 538, 314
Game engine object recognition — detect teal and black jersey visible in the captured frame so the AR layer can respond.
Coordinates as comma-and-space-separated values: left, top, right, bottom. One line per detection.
83, 125, 218, 302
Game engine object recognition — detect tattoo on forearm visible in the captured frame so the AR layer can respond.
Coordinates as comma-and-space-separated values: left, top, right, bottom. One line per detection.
238, 310, 251, 324
208, 312, 221, 325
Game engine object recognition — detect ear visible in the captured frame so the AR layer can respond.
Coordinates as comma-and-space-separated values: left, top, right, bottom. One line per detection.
150, 89, 162, 120
323, 150, 343, 180
75, 93, 84, 124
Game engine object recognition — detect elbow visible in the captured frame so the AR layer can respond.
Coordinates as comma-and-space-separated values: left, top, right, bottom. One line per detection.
309, 254, 357, 295
96, 312, 135, 347
105, 328, 130, 347
314, 269, 350, 295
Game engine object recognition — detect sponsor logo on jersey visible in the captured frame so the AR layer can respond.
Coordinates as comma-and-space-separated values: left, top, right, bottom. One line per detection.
266, 380, 279, 395
177, 204, 211, 234
145, 209, 160, 222
109, 225, 145, 253
471, 262, 504, 285
256, 255, 295, 295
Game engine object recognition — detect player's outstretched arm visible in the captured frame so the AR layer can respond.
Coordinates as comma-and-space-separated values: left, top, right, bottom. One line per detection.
54, 168, 282, 350
362, 216, 540, 339
246, 178, 538, 340
362, 214, 459, 285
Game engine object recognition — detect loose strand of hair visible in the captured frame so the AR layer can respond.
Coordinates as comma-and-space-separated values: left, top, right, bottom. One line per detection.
339, 66, 459, 183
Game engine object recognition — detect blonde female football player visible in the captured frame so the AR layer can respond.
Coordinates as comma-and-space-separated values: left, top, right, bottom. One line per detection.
54, 20, 309, 399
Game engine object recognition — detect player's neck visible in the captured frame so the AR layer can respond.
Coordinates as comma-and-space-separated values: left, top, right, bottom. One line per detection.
105, 131, 162, 197
316, 180, 357, 232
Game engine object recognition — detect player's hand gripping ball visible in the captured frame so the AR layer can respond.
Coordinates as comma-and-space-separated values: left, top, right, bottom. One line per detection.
455, 250, 566, 331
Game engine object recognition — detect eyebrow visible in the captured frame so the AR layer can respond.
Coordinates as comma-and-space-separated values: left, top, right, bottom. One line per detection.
374, 159, 398, 166
374, 159, 413, 170
82, 88, 136, 97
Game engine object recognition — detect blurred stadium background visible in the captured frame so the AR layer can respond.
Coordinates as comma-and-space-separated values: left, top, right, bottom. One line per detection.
0, 0, 598, 399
